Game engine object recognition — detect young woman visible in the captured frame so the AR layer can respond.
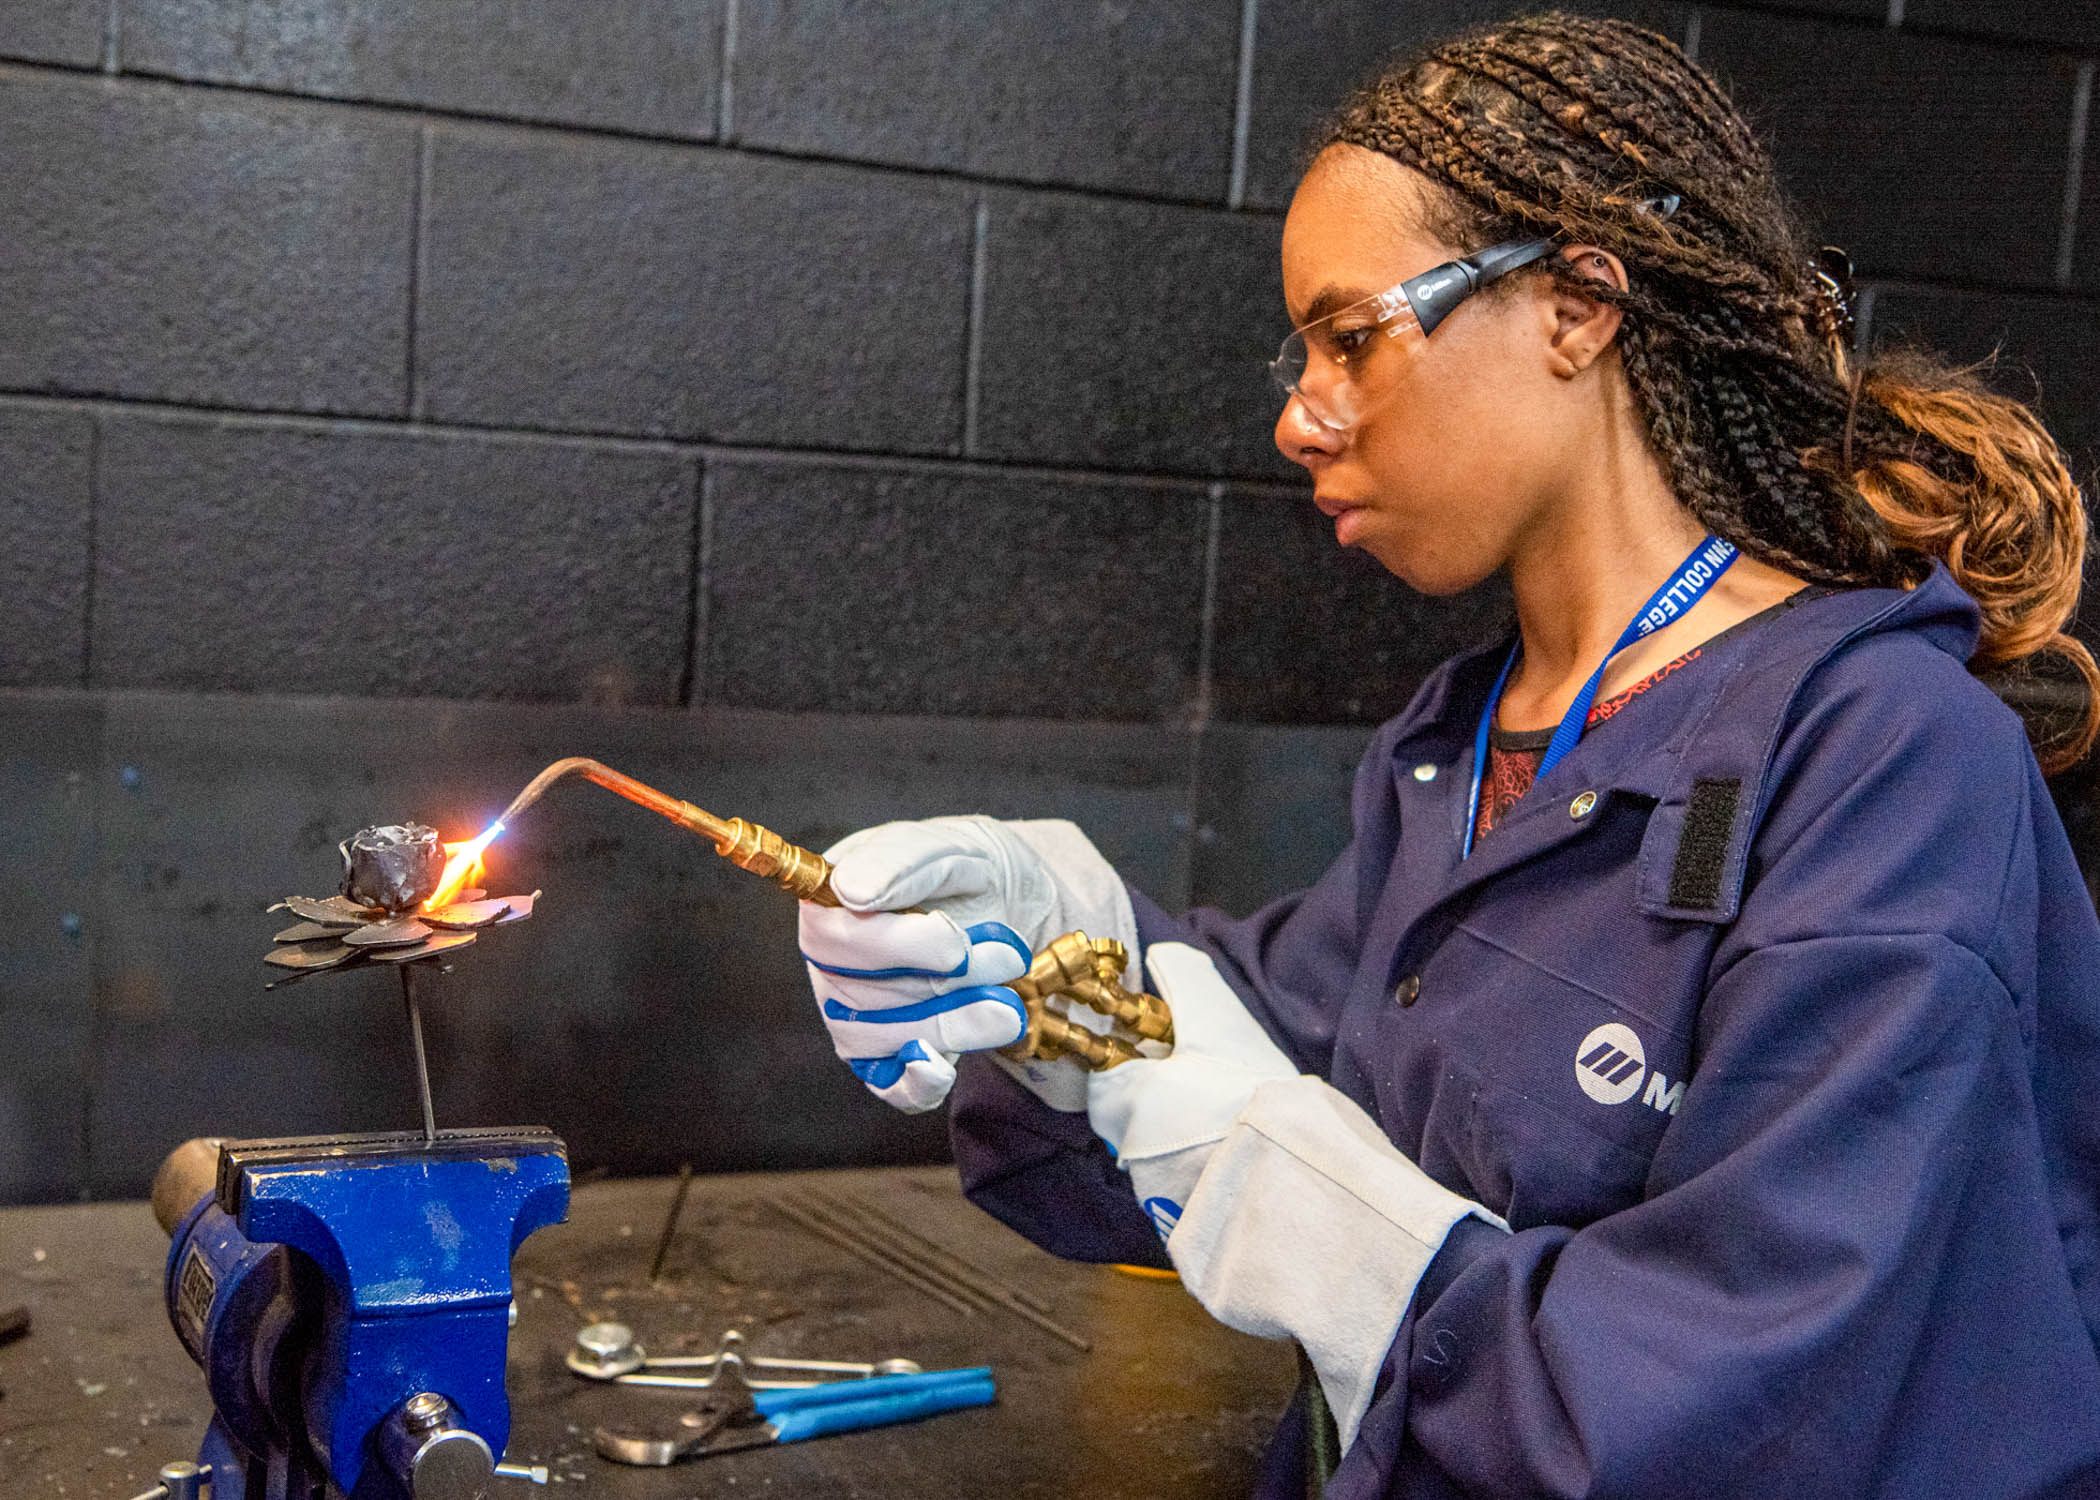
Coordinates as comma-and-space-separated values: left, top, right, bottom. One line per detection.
797, 14, 2100, 1496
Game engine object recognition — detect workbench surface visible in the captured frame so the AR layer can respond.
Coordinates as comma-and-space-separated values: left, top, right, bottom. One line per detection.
0, 1164, 1298, 1498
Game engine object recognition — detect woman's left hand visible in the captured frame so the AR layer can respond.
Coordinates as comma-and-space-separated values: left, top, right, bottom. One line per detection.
1085, 942, 1301, 1235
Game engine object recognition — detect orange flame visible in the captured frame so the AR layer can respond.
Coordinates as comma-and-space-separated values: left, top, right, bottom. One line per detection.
424, 820, 506, 912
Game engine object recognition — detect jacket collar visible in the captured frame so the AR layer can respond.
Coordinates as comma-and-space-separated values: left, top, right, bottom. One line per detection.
1384, 565, 1983, 922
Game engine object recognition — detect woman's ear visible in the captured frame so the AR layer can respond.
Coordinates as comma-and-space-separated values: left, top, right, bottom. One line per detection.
1543, 244, 1627, 378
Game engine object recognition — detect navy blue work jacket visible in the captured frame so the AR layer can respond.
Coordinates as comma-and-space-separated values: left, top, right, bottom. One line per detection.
950, 566, 2100, 1498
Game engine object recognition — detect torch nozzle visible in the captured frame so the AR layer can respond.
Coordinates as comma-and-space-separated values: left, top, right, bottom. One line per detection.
495, 758, 840, 906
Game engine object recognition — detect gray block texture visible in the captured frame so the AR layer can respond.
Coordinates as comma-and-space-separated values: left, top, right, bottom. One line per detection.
0, 70, 414, 415
1903, 0, 2100, 51
1189, 721, 1371, 920
730, 0, 1238, 200
1240, 0, 1692, 212
121, 0, 723, 137
420, 128, 972, 451
0, 0, 103, 64
0, 694, 100, 1202
1209, 491, 1511, 725
1699, 15, 2078, 289
704, 459, 1211, 721
0, 403, 94, 687
974, 193, 1292, 478
89, 412, 697, 702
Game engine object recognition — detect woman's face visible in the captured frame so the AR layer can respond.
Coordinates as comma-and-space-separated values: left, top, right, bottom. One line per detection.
1274, 145, 1598, 595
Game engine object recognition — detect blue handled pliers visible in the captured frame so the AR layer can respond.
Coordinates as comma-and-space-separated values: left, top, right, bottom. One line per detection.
593, 1363, 997, 1465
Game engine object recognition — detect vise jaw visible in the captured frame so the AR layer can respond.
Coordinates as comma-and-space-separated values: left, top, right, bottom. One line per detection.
159, 1128, 570, 1499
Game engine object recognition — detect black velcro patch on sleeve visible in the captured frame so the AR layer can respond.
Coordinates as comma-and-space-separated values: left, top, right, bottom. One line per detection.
1668, 777, 1741, 911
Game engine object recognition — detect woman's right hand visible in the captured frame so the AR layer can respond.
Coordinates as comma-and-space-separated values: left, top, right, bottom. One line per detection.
802, 814, 1142, 1112
800, 898, 1034, 1112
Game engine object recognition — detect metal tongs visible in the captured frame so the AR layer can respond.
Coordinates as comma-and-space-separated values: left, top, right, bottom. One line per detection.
568, 1322, 922, 1390
575, 1324, 995, 1466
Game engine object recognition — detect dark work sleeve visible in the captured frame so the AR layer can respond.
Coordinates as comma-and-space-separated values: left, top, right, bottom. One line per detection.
946, 1051, 1169, 1268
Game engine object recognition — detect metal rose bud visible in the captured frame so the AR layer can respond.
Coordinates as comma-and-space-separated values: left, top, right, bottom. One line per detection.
338, 823, 447, 913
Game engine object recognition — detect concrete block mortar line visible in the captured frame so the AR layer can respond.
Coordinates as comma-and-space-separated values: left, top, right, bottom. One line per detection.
2059, 61, 2093, 288
684, 459, 713, 708
0, 388, 1319, 498
963, 198, 990, 456
1193, 484, 1224, 731
407, 125, 434, 420
0, 56, 1280, 218
79, 414, 102, 690
1172, 484, 1226, 908
1227, 0, 1259, 210
717, 0, 738, 144
76, 703, 113, 1200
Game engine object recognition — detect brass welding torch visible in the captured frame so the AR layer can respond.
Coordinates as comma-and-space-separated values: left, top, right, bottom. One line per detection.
493, 758, 1172, 1070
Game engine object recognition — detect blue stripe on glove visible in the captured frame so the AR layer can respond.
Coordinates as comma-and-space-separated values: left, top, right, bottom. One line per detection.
850, 1040, 934, 1090
823, 984, 1027, 1030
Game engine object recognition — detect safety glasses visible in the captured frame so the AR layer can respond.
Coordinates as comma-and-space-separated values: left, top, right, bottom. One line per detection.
1269, 236, 1555, 432
1272, 195, 1680, 433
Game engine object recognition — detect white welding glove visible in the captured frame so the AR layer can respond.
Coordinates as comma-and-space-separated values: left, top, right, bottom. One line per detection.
1091, 947, 1506, 1453
1085, 942, 1301, 1234
801, 816, 1138, 1114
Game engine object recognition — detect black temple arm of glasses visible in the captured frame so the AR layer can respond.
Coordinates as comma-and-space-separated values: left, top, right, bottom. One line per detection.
1404, 192, 1681, 336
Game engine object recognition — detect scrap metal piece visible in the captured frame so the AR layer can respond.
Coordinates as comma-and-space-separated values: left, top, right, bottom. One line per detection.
339, 823, 447, 913
273, 894, 385, 926
264, 942, 361, 972
367, 932, 478, 964
419, 898, 514, 931
344, 918, 433, 949
274, 920, 356, 943
490, 890, 539, 925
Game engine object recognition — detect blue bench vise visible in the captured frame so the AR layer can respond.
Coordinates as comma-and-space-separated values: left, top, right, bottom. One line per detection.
150, 1128, 571, 1500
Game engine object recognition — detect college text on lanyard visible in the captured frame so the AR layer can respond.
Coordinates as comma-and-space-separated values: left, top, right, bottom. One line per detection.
1462, 534, 1738, 860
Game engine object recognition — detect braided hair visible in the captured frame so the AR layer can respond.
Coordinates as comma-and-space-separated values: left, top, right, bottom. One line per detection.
1322, 13, 2097, 771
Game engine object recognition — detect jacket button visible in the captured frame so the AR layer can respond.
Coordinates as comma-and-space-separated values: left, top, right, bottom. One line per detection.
1569, 790, 1598, 819
1412, 763, 1438, 782
1395, 974, 1421, 1006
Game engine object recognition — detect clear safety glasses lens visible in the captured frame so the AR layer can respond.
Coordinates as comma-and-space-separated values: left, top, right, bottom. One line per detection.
1269, 290, 1421, 433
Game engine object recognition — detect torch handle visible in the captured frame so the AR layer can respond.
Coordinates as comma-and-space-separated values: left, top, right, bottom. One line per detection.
497, 757, 1171, 1065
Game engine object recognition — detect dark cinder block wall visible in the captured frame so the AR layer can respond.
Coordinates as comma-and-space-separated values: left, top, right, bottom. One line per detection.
2, 0, 2095, 1201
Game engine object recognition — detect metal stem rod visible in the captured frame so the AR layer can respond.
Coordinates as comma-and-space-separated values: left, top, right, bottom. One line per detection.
400, 965, 437, 1146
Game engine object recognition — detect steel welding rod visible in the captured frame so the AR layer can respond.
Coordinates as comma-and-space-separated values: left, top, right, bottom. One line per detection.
818, 1191, 1058, 1316
813, 1192, 1093, 1353
494, 757, 839, 905
769, 1198, 979, 1317
783, 1195, 999, 1315
648, 1164, 694, 1284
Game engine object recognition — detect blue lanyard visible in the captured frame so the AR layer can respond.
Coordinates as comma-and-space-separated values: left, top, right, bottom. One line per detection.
1461, 534, 1738, 859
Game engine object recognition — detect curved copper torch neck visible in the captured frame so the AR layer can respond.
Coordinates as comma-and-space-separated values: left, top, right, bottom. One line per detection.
497, 758, 731, 844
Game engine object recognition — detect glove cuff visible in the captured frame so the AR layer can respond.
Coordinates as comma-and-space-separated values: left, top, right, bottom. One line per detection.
1165, 1077, 1506, 1453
